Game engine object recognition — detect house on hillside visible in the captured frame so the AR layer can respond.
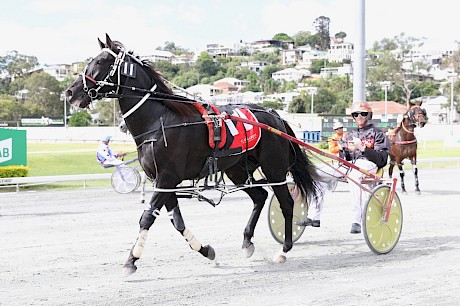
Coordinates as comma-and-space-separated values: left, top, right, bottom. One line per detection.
237, 61, 269, 75
141, 50, 174, 63
183, 84, 221, 101
213, 77, 249, 92
272, 68, 311, 82
327, 40, 354, 63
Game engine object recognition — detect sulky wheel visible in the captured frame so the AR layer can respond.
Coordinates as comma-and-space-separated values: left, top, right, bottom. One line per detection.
268, 182, 308, 244
363, 185, 403, 254
111, 166, 141, 194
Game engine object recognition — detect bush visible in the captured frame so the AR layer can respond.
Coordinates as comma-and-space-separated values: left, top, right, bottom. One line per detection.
318, 141, 329, 150
0, 165, 30, 178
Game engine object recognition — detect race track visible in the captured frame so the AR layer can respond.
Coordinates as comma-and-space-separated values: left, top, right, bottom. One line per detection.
1, 168, 459, 305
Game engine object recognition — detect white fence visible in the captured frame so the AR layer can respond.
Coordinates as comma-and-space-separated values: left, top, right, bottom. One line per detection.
0, 173, 111, 192
2, 157, 459, 193
2, 121, 459, 143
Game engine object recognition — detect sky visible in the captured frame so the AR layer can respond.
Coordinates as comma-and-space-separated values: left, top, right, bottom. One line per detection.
1, 0, 459, 65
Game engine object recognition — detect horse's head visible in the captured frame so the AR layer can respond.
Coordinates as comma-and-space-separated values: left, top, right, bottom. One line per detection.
65, 34, 136, 109
406, 105, 427, 128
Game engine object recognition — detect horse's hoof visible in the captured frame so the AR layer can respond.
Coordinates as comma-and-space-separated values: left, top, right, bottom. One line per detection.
402, 190, 408, 195
242, 244, 255, 258
122, 263, 137, 277
415, 190, 421, 195
273, 250, 287, 263
206, 245, 216, 261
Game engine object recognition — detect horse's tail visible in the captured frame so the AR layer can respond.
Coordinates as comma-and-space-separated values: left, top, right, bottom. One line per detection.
283, 121, 321, 201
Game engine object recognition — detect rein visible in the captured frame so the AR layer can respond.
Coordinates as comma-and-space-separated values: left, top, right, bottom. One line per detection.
401, 120, 415, 134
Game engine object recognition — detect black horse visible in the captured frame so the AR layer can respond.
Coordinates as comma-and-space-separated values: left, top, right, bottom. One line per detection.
65, 34, 320, 275
388, 104, 427, 194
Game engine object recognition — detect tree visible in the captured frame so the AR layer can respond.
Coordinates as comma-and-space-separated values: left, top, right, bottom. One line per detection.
0, 51, 39, 79
288, 94, 307, 113
95, 98, 120, 126
272, 33, 294, 42
313, 16, 331, 50
195, 52, 220, 78
0, 95, 27, 121
334, 32, 347, 41
293, 31, 314, 46
68, 110, 92, 127
367, 33, 428, 107
307, 87, 337, 114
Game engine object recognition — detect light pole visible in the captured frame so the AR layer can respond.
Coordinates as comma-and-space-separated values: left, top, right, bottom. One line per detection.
382, 81, 391, 118
63, 95, 67, 128
448, 72, 457, 135
307, 87, 317, 114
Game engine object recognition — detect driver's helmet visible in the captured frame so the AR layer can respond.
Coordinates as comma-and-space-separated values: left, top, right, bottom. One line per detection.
350, 101, 373, 120
333, 121, 344, 130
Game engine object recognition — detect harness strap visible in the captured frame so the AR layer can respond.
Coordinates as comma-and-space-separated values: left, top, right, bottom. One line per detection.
122, 84, 157, 119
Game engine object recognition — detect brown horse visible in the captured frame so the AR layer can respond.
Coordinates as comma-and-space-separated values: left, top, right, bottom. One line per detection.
388, 105, 427, 194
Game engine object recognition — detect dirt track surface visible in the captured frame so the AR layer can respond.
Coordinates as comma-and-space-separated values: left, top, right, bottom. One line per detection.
1, 168, 460, 305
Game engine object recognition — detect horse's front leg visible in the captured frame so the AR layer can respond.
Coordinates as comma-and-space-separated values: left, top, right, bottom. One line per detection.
139, 172, 147, 203
397, 163, 407, 194
166, 196, 215, 261
412, 160, 421, 195
122, 192, 165, 276
241, 187, 268, 258
271, 184, 294, 263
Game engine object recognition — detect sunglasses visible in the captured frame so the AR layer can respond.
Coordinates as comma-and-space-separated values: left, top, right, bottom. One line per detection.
352, 112, 368, 118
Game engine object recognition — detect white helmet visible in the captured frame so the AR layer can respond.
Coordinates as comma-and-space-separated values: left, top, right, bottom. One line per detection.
333, 121, 344, 130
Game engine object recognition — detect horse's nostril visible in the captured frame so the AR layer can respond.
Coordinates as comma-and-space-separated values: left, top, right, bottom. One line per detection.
65, 90, 73, 99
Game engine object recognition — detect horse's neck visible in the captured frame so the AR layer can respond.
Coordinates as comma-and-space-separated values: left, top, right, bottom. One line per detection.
119, 94, 166, 141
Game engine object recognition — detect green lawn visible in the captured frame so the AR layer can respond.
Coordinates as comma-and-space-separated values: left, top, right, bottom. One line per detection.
1, 140, 458, 192
24, 140, 460, 176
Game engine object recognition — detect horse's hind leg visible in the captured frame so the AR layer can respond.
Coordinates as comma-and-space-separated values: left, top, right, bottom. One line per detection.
166, 201, 215, 261
241, 186, 268, 258
412, 159, 421, 195
270, 184, 294, 263
226, 167, 268, 258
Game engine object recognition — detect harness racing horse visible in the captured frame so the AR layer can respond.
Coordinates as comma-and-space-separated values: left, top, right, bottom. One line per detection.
387, 104, 427, 194
65, 34, 320, 276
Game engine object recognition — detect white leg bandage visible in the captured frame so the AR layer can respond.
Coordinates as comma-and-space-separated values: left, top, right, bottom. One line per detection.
183, 228, 201, 251
132, 229, 149, 258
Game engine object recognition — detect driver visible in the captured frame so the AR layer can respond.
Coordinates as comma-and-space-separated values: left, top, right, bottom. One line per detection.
340, 101, 390, 234
96, 136, 127, 167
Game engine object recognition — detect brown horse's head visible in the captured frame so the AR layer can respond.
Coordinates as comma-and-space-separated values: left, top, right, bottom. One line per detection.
407, 105, 427, 128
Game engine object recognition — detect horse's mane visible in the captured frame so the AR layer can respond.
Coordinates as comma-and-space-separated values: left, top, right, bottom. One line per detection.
142, 61, 197, 117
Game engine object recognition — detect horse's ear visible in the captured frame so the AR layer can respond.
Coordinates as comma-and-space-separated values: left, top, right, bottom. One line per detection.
105, 33, 116, 51
98, 38, 106, 49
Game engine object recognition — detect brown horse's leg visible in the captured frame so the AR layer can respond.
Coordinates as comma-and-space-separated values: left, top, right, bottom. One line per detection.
412, 160, 421, 194
389, 162, 395, 178
397, 163, 407, 194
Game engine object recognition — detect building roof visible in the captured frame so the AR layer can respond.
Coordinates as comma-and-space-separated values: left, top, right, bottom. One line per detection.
367, 101, 408, 115
346, 101, 408, 116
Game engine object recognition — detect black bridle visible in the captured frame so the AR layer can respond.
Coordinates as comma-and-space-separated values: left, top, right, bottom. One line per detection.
80, 47, 199, 119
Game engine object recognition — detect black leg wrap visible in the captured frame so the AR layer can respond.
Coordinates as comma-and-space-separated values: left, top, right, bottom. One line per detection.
169, 206, 185, 232
139, 209, 157, 230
